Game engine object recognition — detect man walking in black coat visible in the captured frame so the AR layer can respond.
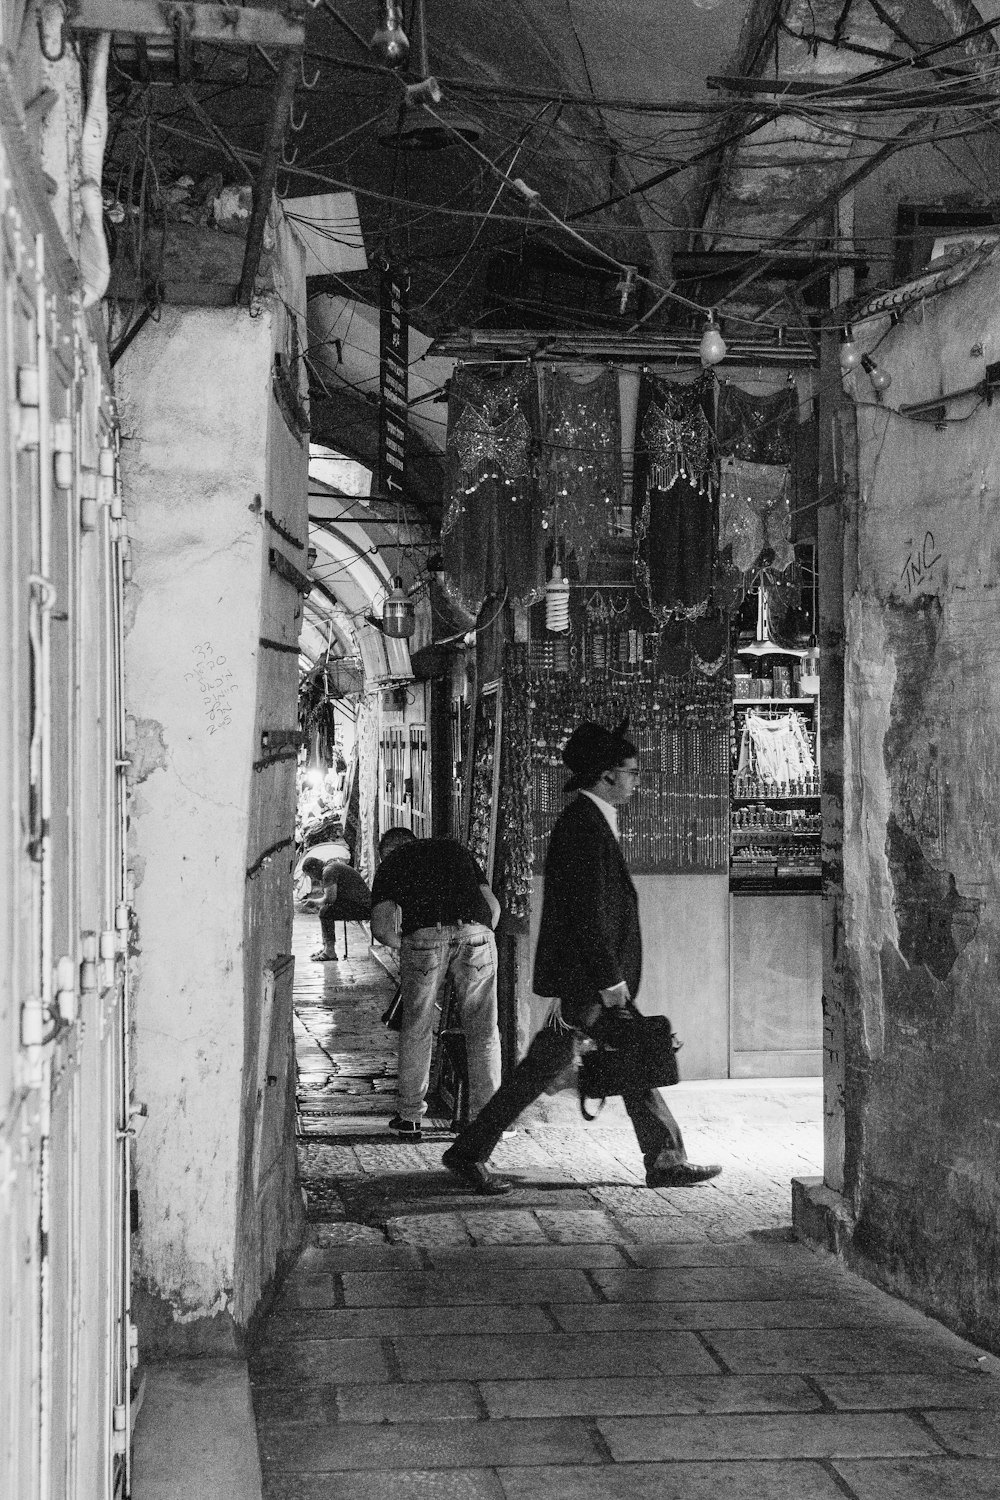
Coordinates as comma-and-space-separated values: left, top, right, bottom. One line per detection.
442, 719, 722, 1196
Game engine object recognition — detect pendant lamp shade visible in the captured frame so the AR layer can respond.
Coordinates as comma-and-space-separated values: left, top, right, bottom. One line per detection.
382, 577, 415, 638
379, 0, 483, 150
739, 583, 808, 659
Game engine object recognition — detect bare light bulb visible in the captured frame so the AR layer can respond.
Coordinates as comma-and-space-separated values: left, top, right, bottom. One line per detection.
862, 354, 891, 393
840, 327, 862, 371
699, 314, 727, 367
545, 565, 570, 633
372, 1, 409, 66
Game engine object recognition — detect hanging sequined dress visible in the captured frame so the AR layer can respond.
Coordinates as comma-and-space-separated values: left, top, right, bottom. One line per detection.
716, 384, 797, 575
633, 373, 717, 620
542, 365, 621, 581
442, 368, 542, 615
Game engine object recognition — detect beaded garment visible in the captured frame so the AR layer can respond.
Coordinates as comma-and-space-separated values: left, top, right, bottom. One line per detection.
442, 369, 541, 614
542, 365, 621, 582
719, 457, 794, 574
634, 374, 717, 622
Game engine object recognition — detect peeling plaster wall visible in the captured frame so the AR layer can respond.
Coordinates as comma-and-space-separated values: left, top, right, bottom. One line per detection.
119, 249, 307, 1352
234, 268, 310, 1322
844, 261, 1000, 1350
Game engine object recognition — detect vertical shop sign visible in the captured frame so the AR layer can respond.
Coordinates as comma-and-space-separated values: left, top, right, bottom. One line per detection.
379, 260, 408, 498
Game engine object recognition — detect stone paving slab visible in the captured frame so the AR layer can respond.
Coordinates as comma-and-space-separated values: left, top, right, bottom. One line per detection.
918, 1408, 1000, 1454
340, 1269, 600, 1307
392, 1330, 720, 1381
597, 1411, 943, 1461
532, 1209, 625, 1243
622, 1239, 806, 1268
424, 1244, 629, 1270
249, 1341, 391, 1388
335, 1382, 483, 1424
262, 1305, 554, 1340
480, 1374, 822, 1418
461, 1211, 550, 1245
262, 1468, 504, 1500
257, 1417, 605, 1471
701, 1327, 974, 1376
816, 1371, 1000, 1410
385, 1215, 475, 1248
271, 1280, 342, 1310
496, 1461, 849, 1499
548, 1298, 880, 1333
834, 1457, 1000, 1498
590, 1266, 830, 1303
297, 1235, 418, 1264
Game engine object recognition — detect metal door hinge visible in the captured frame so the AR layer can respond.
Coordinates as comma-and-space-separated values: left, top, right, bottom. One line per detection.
55, 954, 77, 1024
112, 1403, 127, 1453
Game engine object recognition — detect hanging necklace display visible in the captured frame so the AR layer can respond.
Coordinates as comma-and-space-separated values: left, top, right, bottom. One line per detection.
689, 610, 729, 678
634, 372, 717, 623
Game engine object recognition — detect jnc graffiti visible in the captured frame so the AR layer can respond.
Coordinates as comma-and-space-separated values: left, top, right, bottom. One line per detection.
900, 530, 942, 594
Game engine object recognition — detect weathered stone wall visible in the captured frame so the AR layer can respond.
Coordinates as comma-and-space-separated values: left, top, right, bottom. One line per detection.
234, 232, 310, 1326
120, 229, 308, 1352
843, 255, 1000, 1351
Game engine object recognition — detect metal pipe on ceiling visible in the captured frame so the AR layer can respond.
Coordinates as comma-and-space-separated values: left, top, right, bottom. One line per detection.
429, 330, 818, 367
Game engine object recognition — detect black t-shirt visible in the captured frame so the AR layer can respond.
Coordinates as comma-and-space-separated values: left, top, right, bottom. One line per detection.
320, 861, 372, 916
370, 838, 492, 934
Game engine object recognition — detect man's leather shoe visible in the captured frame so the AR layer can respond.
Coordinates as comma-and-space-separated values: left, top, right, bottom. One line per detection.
646, 1162, 722, 1188
442, 1147, 512, 1196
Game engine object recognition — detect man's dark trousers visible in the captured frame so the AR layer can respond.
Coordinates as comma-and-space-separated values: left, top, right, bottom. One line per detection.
450, 1016, 687, 1173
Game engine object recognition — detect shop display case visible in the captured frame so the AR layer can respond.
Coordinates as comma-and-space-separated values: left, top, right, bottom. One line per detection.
730, 673, 821, 893
729, 546, 822, 894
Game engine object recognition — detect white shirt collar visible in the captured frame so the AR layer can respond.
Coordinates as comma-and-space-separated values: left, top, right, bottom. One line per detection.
580, 788, 619, 839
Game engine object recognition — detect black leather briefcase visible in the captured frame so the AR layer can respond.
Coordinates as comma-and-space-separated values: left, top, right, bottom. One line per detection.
578, 1007, 681, 1119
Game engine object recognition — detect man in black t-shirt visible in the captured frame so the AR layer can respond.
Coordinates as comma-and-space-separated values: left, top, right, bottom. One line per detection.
370, 828, 501, 1142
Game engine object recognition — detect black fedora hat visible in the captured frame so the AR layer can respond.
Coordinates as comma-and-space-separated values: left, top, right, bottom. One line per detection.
562, 717, 632, 793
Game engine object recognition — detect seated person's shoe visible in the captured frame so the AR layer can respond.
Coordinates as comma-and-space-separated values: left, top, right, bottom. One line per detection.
388, 1114, 422, 1139
646, 1162, 722, 1188
441, 1145, 511, 1196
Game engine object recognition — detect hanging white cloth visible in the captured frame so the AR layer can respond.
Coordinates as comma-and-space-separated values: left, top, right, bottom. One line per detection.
737, 710, 815, 785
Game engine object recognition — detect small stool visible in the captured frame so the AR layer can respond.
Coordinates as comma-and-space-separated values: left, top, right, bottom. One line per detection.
437, 1029, 469, 1131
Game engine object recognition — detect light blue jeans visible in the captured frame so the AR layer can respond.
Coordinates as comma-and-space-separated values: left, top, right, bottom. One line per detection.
397, 923, 502, 1123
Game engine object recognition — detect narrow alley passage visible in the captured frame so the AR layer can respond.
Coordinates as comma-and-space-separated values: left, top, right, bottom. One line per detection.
249, 922, 1000, 1498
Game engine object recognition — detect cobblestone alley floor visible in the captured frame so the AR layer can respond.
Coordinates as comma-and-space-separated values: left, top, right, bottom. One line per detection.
249, 916, 1000, 1500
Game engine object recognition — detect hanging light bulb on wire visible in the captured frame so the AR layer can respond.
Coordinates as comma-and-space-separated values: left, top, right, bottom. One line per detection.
839, 326, 863, 371
372, 0, 409, 66
699, 312, 727, 367
861, 354, 891, 393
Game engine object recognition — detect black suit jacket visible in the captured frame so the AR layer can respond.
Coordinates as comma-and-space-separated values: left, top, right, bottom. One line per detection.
532, 793, 641, 1027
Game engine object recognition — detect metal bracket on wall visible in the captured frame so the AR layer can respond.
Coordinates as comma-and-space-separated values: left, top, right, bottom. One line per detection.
260, 729, 304, 754
269, 548, 311, 595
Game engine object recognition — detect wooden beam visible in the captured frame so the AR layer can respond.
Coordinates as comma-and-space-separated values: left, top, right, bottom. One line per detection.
66, 0, 304, 49
237, 48, 300, 308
